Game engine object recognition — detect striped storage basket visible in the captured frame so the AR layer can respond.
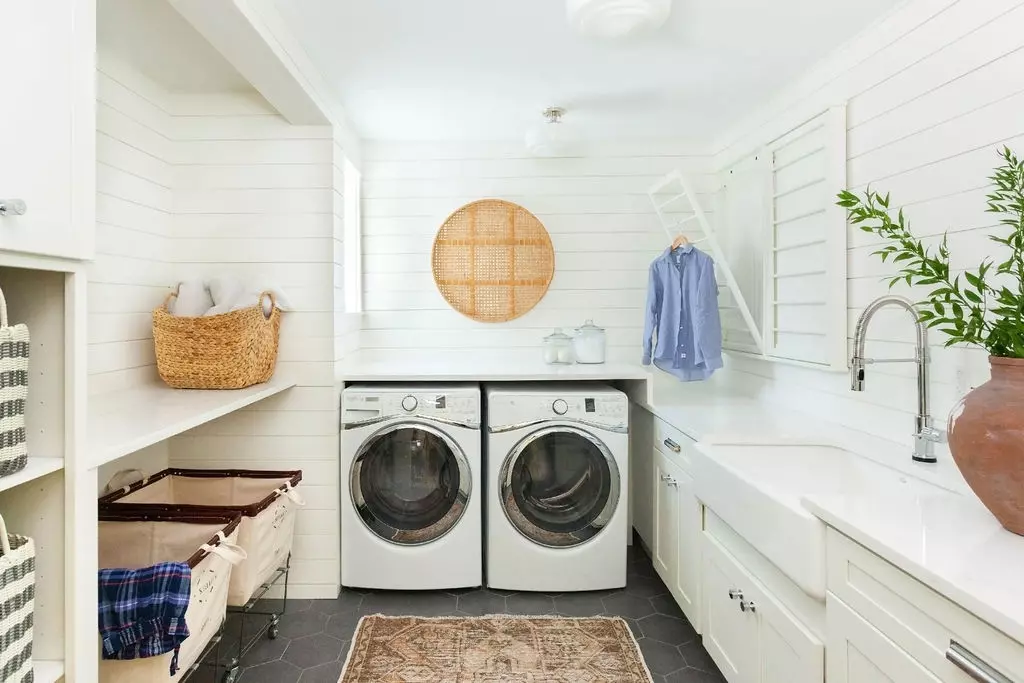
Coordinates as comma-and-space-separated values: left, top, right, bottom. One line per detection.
0, 288, 28, 477
0, 514, 35, 683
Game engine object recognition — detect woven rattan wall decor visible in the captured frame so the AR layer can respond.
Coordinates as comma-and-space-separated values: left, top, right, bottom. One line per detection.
431, 199, 555, 323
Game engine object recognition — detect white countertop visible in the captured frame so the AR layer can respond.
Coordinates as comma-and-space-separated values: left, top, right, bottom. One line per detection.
805, 492, 1024, 644
340, 354, 651, 382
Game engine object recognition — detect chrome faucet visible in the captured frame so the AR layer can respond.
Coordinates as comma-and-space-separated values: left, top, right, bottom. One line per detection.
850, 295, 943, 463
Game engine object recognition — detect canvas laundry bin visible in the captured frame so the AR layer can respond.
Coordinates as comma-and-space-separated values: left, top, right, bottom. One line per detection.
0, 514, 34, 683
98, 513, 246, 683
99, 468, 304, 606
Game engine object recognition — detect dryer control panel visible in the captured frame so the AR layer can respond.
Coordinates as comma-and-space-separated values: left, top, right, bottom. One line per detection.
488, 389, 627, 430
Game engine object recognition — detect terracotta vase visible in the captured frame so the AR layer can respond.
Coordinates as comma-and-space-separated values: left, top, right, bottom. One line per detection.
948, 356, 1024, 535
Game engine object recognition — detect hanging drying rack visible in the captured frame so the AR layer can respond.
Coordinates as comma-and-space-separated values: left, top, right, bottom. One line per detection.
647, 170, 764, 354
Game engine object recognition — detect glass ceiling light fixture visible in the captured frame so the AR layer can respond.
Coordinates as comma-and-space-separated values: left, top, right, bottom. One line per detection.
525, 107, 574, 158
567, 0, 672, 40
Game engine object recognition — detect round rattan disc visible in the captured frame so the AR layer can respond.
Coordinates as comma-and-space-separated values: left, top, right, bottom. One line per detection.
432, 199, 554, 323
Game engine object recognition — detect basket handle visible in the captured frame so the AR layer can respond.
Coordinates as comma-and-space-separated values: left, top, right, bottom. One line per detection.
0, 287, 8, 328
104, 469, 148, 495
258, 291, 276, 321
0, 514, 9, 556
274, 482, 306, 507
202, 532, 248, 566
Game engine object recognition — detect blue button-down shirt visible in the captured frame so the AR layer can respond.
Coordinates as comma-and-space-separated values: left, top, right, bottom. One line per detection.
642, 245, 723, 381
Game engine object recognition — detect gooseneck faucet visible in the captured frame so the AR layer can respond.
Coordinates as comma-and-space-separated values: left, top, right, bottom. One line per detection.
850, 295, 943, 463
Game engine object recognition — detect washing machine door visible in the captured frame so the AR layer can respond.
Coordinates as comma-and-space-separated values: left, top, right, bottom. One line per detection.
500, 425, 620, 548
351, 421, 471, 546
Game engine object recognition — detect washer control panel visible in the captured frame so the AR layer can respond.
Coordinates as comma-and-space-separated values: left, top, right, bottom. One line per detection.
342, 389, 480, 425
490, 390, 627, 428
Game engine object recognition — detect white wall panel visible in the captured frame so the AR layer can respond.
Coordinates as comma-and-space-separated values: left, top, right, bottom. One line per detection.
713, 0, 1024, 484
360, 142, 712, 359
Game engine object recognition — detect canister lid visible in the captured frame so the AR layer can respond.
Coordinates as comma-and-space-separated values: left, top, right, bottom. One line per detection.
576, 319, 604, 333
545, 328, 573, 341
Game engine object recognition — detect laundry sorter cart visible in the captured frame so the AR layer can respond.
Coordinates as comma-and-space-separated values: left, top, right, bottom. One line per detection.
98, 511, 247, 683
98, 468, 304, 680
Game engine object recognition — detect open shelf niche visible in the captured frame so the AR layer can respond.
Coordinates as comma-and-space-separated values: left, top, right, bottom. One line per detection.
0, 265, 73, 681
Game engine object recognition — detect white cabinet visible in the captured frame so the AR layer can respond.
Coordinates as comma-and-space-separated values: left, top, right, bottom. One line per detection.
649, 422, 702, 631
704, 534, 759, 683
652, 451, 679, 581
629, 405, 655, 548
827, 595, 941, 683
703, 533, 823, 683
0, 0, 94, 260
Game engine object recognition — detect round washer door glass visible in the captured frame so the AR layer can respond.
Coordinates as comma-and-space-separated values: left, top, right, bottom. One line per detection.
500, 426, 620, 548
351, 422, 471, 546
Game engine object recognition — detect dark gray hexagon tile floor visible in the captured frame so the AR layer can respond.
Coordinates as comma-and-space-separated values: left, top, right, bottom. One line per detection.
203, 539, 725, 683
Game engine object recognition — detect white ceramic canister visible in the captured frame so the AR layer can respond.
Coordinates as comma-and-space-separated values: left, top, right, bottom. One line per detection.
573, 319, 606, 364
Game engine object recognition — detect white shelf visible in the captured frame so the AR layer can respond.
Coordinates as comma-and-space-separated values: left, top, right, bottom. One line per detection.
34, 659, 63, 683
0, 458, 64, 494
87, 379, 296, 469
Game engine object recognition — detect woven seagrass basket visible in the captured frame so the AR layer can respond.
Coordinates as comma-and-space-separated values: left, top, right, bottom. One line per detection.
153, 291, 281, 390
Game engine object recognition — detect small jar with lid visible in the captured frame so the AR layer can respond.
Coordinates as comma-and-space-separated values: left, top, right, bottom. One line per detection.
573, 319, 606, 364
542, 329, 575, 365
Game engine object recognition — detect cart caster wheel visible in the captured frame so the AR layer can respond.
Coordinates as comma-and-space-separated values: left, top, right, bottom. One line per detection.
268, 626, 280, 640
222, 666, 240, 683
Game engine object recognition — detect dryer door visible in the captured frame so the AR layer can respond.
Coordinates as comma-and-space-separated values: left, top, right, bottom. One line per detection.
500, 426, 620, 548
351, 421, 471, 546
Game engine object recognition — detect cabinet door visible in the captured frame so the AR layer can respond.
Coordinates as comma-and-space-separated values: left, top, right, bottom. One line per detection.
754, 580, 823, 683
0, 0, 93, 259
702, 534, 758, 683
672, 465, 702, 632
629, 407, 655, 548
652, 452, 678, 584
827, 595, 941, 683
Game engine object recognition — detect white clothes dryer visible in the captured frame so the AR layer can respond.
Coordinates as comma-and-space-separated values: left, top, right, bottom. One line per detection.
341, 384, 481, 590
485, 383, 628, 592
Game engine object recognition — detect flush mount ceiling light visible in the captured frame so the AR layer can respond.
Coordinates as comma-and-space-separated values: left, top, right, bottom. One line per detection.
525, 107, 575, 158
567, 0, 672, 39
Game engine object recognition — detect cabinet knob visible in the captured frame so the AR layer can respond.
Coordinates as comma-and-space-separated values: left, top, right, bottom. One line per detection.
728, 589, 743, 600
663, 438, 681, 453
740, 600, 757, 614
0, 199, 26, 217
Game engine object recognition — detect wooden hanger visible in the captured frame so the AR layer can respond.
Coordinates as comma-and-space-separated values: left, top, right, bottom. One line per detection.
670, 233, 690, 250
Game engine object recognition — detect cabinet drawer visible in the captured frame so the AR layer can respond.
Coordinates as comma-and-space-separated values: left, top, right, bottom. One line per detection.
827, 529, 1024, 682
654, 418, 696, 471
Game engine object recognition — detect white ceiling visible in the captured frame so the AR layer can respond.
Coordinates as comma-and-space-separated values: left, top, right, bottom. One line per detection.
98, 0, 251, 93
275, 0, 901, 143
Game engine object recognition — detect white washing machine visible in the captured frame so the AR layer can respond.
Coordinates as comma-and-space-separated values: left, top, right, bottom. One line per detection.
485, 383, 629, 592
341, 384, 481, 590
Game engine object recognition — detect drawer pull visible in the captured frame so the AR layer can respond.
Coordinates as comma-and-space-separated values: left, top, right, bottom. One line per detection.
666, 478, 678, 488
740, 600, 756, 614
728, 589, 743, 600
946, 640, 1012, 683
659, 474, 669, 482
663, 438, 681, 453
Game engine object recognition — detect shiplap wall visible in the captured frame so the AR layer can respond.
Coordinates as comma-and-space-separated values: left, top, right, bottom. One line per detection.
360, 142, 714, 363
91, 54, 175, 396
90, 53, 344, 597
165, 94, 340, 599
714, 0, 1024, 480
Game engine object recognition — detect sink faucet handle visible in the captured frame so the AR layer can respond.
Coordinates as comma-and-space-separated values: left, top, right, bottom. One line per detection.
920, 425, 945, 443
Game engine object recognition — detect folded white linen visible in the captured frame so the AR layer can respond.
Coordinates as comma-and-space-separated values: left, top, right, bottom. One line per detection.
171, 280, 214, 317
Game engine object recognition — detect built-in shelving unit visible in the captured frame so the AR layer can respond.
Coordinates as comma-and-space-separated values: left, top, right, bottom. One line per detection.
34, 659, 65, 683
88, 380, 296, 469
0, 458, 64, 494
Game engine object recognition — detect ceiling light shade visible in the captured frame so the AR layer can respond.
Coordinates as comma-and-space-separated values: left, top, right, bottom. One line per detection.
525, 107, 575, 158
567, 0, 672, 39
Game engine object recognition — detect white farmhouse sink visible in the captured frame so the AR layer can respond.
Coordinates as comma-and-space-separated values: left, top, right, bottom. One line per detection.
693, 441, 936, 600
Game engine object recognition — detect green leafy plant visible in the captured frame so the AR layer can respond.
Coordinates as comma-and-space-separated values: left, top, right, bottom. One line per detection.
837, 147, 1024, 358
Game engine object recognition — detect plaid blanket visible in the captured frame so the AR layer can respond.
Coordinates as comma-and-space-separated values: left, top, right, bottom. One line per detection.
98, 562, 192, 675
